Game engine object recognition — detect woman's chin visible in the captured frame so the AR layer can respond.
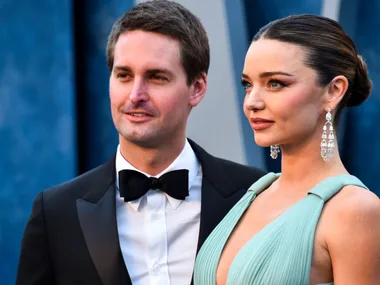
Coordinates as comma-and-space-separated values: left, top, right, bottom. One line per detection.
254, 137, 276, 147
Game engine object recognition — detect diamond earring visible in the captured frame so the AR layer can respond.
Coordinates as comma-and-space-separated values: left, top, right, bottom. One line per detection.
270, 145, 280, 159
320, 108, 335, 162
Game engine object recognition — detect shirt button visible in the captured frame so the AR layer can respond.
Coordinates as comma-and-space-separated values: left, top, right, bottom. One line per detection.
152, 263, 161, 273
152, 213, 159, 221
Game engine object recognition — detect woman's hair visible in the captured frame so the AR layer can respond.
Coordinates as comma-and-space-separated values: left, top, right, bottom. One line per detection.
253, 14, 372, 125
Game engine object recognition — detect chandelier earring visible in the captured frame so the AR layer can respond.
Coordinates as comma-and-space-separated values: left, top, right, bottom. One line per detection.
320, 108, 335, 162
270, 145, 280, 159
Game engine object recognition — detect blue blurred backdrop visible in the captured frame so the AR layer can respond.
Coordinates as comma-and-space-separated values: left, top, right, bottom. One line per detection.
1, 0, 379, 284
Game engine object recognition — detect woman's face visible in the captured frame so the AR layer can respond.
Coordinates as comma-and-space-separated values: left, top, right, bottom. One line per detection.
242, 39, 327, 149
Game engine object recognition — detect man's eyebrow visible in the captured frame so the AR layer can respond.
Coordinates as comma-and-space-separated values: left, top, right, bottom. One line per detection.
146, 68, 173, 75
113, 65, 132, 72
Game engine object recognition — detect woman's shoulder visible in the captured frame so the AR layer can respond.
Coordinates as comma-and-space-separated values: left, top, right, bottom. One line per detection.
323, 184, 380, 243
332, 184, 380, 217
317, 184, 380, 281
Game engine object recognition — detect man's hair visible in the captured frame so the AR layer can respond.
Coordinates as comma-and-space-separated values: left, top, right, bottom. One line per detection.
106, 0, 210, 85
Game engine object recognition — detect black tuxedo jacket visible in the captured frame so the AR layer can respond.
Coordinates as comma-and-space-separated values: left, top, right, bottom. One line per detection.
16, 140, 266, 285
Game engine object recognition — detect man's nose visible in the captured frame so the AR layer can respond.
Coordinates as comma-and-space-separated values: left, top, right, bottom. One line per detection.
129, 78, 148, 104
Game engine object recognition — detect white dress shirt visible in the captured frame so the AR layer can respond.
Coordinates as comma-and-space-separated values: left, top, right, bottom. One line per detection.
115, 140, 202, 285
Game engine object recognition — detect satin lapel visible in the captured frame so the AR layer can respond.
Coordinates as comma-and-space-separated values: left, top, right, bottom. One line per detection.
196, 178, 246, 252
187, 140, 248, 251
188, 140, 248, 285
77, 184, 132, 285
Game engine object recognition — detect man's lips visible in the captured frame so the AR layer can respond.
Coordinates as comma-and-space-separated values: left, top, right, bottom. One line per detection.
126, 112, 152, 117
124, 111, 155, 122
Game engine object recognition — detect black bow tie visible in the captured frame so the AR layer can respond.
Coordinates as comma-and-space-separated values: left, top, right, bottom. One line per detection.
118, 169, 189, 202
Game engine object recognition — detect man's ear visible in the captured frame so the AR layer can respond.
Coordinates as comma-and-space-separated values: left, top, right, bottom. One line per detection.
189, 73, 207, 107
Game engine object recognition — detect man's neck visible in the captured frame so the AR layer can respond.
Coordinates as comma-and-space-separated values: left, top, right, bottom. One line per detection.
119, 137, 187, 176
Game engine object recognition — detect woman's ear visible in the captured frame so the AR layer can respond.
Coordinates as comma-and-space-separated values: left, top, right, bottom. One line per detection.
323, 75, 349, 111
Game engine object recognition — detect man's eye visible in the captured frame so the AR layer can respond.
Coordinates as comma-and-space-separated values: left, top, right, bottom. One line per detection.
152, 75, 168, 81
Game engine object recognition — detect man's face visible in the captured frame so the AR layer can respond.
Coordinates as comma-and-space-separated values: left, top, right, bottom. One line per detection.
109, 30, 206, 149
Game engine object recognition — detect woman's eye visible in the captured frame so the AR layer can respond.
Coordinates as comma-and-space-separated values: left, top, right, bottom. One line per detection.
267, 79, 287, 89
241, 80, 252, 90
269, 81, 280, 88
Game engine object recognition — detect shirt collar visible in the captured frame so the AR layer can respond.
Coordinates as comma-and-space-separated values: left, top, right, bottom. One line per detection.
116, 139, 200, 211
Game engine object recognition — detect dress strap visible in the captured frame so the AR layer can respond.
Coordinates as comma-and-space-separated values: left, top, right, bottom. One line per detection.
248, 172, 280, 195
308, 174, 367, 202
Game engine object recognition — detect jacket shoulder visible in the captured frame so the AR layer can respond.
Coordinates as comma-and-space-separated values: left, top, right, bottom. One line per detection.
213, 157, 267, 189
42, 156, 115, 203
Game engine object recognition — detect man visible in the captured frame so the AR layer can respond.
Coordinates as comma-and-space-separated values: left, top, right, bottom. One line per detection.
16, 1, 266, 284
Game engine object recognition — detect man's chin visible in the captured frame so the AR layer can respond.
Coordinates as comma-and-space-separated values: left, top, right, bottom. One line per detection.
119, 133, 160, 149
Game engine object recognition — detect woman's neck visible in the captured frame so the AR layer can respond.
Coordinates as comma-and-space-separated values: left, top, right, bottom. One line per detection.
276, 139, 348, 192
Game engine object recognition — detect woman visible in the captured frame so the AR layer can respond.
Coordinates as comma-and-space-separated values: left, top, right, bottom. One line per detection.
194, 15, 380, 284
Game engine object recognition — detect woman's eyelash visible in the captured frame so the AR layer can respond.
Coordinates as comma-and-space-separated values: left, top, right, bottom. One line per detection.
241, 80, 252, 89
240, 78, 290, 90
268, 78, 289, 87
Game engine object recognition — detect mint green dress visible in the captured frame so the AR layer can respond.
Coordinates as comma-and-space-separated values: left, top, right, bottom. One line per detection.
194, 173, 367, 285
